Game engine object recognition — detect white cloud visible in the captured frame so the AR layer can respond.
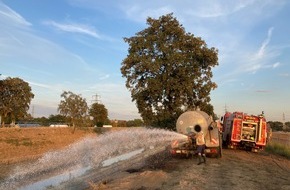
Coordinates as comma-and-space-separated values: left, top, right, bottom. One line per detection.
44, 20, 101, 39
28, 81, 53, 89
43, 20, 116, 42
0, 3, 31, 26
119, 0, 257, 22
187, 0, 255, 18
99, 74, 110, 80
124, 5, 173, 22
247, 62, 262, 74
272, 62, 280, 68
257, 27, 274, 59
234, 27, 277, 75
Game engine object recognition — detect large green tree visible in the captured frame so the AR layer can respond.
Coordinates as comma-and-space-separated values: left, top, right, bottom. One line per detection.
58, 91, 88, 132
0, 77, 34, 127
89, 102, 109, 127
121, 13, 218, 129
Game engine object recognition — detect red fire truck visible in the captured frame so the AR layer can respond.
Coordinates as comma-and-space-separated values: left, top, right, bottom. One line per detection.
221, 111, 267, 152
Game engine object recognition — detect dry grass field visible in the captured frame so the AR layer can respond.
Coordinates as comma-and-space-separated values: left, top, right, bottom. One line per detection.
0, 127, 95, 164
1, 128, 288, 165
271, 132, 290, 147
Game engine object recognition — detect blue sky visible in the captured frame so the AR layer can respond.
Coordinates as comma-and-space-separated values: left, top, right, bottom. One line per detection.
0, 0, 289, 121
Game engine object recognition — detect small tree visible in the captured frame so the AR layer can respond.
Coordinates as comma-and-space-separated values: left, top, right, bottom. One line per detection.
121, 13, 218, 129
58, 91, 88, 132
89, 103, 109, 127
0, 77, 34, 127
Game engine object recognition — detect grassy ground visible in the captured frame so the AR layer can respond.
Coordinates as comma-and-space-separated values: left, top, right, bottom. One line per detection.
265, 142, 290, 159
265, 132, 290, 159
0, 127, 95, 164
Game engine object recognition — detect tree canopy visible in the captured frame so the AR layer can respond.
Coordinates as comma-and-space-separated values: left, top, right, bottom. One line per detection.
267, 121, 290, 132
0, 77, 34, 126
89, 102, 109, 127
120, 13, 218, 129
58, 91, 88, 131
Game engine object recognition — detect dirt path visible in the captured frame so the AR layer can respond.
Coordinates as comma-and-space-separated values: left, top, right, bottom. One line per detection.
96, 149, 290, 190
201, 150, 290, 190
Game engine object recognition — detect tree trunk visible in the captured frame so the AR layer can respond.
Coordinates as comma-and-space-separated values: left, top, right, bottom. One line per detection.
72, 122, 76, 134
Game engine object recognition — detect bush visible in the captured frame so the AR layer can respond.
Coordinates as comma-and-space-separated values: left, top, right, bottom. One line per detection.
265, 142, 290, 159
96, 122, 104, 127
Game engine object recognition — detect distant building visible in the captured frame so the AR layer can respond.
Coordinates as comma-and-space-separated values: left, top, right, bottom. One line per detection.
103, 125, 112, 128
49, 124, 68, 127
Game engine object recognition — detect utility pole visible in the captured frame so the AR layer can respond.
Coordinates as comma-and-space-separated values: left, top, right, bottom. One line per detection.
91, 94, 101, 104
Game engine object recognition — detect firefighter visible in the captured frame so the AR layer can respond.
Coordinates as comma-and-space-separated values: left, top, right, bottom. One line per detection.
196, 131, 206, 165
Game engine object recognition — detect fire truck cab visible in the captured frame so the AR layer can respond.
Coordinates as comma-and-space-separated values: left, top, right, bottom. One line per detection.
221, 111, 267, 152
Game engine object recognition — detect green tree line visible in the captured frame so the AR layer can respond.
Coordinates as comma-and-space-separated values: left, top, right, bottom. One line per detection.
0, 78, 143, 128
0, 76, 288, 131
268, 121, 290, 132
25, 114, 144, 128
